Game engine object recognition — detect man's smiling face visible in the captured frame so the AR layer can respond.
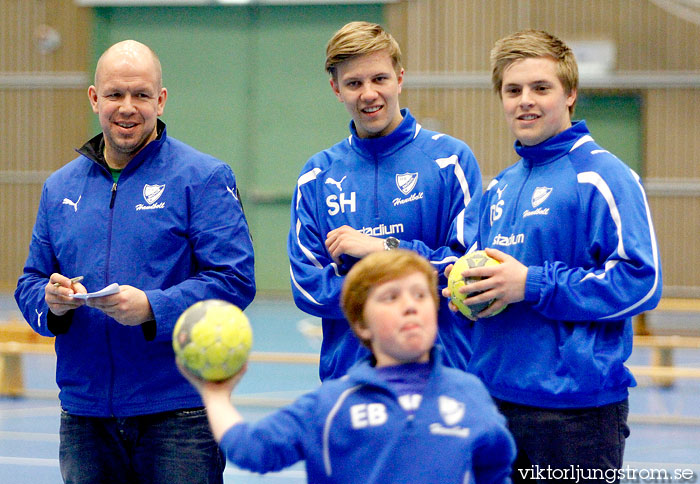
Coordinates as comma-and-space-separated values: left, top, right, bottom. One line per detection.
330, 50, 404, 139
88, 41, 167, 168
500, 56, 576, 146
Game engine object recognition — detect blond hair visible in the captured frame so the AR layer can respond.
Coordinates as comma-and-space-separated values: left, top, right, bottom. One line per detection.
491, 29, 578, 115
325, 21, 402, 80
341, 250, 438, 349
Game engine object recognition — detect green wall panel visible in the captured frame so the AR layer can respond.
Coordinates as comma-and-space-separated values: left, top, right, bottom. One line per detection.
575, 93, 643, 175
92, 7, 253, 176
250, 6, 375, 195
91, 5, 384, 294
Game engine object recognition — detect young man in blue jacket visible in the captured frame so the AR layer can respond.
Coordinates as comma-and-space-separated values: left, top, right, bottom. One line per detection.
14, 40, 255, 484
444, 30, 662, 483
181, 250, 516, 484
288, 21, 483, 381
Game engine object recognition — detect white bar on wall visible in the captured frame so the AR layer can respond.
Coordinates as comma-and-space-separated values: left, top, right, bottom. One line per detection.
75, 0, 212, 5
75, 0, 397, 5
644, 178, 700, 197
0, 72, 89, 89
403, 71, 700, 89
0, 171, 54, 184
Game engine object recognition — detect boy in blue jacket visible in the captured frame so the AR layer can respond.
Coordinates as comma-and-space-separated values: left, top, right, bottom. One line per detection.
444, 30, 662, 483
181, 250, 515, 484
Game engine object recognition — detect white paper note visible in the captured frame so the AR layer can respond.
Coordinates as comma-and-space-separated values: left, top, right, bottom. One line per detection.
70, 282, 120, 300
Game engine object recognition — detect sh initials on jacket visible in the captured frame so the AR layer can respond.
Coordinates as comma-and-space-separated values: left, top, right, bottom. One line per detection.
326, 191, 356, 216
62, 195, 81, 212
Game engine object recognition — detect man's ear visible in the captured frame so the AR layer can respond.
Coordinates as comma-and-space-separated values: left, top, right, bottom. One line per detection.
330, 78, 343, 102
87, 85, 99, 114
566, 87, 577, 110
157, 87, 168, 116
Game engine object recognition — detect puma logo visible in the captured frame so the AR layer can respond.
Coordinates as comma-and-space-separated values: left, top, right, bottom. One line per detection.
496, 184, 507, 200
62, 195, 81, 212
325, 176, 346, 191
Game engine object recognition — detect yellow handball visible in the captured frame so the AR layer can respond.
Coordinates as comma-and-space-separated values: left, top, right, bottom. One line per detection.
172, 299, 253, 381
448, 251, 506, 319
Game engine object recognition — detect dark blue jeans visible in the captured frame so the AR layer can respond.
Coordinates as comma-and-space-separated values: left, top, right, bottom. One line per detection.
495, 398, 630, 484
59, 407, 225, 484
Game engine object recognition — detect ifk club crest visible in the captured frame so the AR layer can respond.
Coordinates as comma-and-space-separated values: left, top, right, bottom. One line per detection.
531, 186, 552, 208
396, 172, 418, 195
438, 395, 465, 426
143, 184, 165, 205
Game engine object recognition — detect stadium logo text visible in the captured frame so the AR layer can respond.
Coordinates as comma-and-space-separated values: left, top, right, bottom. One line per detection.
492, 233, 525, 247
360, 223, 404, 236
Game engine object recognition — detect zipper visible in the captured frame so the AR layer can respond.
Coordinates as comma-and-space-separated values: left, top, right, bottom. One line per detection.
107, 181, 117, 416
510, 168, 531, 227
373, 155, 379, 220
109, 182, 117, 209
106, 182, 117, 278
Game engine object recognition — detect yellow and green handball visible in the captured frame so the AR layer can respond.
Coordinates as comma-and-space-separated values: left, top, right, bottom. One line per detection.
173, 299, 253, 381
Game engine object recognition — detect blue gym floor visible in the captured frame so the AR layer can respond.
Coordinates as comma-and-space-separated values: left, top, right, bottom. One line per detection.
1, 295, 699, 483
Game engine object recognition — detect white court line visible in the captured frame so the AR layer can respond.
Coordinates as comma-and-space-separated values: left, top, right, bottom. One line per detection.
629, 414, 700, 425
0, 406, 59, 418
0, 431, 57, 442
0, 455, 307, 479
0, 456, 58, 467
224, 467, 307, 479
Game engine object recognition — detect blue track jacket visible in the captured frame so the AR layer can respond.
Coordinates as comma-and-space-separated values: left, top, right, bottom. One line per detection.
469, 121, 662, 408
15, 121, 256, 417
288, 109, 482, 380
221, 348, 515, 484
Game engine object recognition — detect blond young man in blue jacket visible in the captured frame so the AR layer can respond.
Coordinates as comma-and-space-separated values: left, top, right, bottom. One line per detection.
445, 30, 662, 484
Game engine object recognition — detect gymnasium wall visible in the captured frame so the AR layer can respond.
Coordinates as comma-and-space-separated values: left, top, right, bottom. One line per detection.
0, 2, 382, 293
2, 0, 699, 297
91, 5, 384, 293
385, 0, 700, 296
0, 0, 91, 292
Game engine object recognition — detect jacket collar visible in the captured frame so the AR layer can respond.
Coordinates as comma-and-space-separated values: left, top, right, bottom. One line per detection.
345, 345, 443, 389
348, 108, 420, 158
515, 120, 591, 168
76, 119, 167, 171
